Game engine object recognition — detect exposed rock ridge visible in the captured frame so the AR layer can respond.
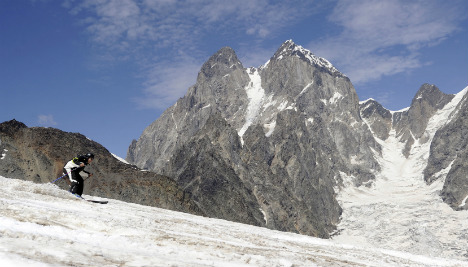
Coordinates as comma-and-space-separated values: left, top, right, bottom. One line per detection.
266, 40, 342, 76
126, 46, 250, 170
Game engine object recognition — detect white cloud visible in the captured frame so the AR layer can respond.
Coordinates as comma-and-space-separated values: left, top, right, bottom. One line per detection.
38, 115, 57, 127
133, 56, 202, 110
65, 0, 316, 109
309, 0, 467, 85
69, 0, 312, 54
239, 46, 276, 69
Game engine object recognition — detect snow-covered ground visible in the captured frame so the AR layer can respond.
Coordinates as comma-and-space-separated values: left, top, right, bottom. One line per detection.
335, 87, 468, 261
1, 176, 467, 267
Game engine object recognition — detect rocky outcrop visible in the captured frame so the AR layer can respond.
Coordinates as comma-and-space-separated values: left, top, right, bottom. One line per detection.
259, 41, 380, 186
0, 119, 202, 215
393, 84, 454, 157
163, 109, 343, 237
360, 99, 393, 141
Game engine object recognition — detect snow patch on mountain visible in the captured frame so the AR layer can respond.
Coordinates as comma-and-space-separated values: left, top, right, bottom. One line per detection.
422, 86, 468, 140
238, 68, 265, 141
264, 121, 276, 137
391, 107, 410, 113
299, 82, 313, 97
322, 92, 343, 105
112, 153, 129, 164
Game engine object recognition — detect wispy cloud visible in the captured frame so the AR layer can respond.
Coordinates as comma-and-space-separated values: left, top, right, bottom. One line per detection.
68, 0, 313, 51
64, 0, 316, 109
134, 55, 201, 110
309, 0, 467, 85
38, 115, 57, 127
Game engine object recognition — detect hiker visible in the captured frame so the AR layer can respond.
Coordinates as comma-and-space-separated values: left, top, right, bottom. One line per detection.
63, 153, 94, 197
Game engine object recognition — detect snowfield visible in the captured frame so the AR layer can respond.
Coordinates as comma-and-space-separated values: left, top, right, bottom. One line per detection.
1, 176, 467, 267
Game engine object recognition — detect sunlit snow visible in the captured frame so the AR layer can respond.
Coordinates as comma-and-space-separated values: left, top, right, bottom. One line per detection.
280, 40, 340, 74
1, 176, 467, 267
112, 153, 129, 164
238, 68, 265, 140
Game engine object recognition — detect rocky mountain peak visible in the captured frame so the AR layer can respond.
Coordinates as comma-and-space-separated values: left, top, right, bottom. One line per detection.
411, 83, 453, 110
198, 46, 244, 81
267, 39, 341, 76
360, 98, 392, 118
0, 119, 27, 137
360, 99, 393, 140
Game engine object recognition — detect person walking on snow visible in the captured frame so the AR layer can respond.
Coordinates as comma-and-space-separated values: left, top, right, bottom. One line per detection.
63, 153, 94, 197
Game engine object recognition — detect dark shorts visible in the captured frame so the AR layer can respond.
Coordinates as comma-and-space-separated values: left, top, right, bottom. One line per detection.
63, 168, 84, 196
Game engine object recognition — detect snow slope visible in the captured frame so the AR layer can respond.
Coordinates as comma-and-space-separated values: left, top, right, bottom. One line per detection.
335, 87, 468, 261
1, 176, 467, 267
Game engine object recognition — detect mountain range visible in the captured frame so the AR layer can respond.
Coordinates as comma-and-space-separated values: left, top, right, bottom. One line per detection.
126, 40, 468, 238
2, 40, 467, 243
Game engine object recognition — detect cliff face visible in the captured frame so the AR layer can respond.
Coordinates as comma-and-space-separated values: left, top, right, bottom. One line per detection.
423, 89, 468, 209
0, 119, 202, 215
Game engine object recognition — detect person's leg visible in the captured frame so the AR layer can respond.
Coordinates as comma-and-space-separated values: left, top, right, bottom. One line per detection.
75, 174, 84, 196
70, 172, 84, 195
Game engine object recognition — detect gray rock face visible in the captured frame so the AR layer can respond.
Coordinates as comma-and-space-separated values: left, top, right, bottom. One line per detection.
163, 113, 265, 227
127, 46, 250, 170
360, 99, 392, 141
127, 40, 382, 237
260, 41, 380, 186
424, 91, 468, 209
0, 119, 202, 215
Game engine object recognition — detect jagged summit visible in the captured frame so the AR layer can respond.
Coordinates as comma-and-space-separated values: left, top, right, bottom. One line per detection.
411, 83, 454, 110
0, 119, 27, 136
198, 46, 244, 81
263, 39, 341, 75
361, 83, 454, 114
126, 40, 468, 243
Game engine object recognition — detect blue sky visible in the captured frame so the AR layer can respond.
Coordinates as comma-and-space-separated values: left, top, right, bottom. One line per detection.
1, 0, 467, 158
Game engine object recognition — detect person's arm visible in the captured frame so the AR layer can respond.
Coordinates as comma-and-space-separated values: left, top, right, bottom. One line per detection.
82, 170, 93, 177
